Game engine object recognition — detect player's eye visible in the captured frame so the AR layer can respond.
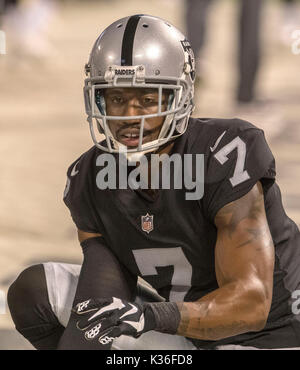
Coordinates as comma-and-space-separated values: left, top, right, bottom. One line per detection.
142, 95, 157, 106
111, 96, 124, 104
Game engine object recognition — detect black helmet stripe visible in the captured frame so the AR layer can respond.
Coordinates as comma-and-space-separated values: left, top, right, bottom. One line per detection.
121, 15, 142, 66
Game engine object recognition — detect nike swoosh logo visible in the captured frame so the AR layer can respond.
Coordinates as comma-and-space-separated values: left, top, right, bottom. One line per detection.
123, 314, 145, 333
71, 160, 80, 176
120, 303, 138, 319
88, 297, 125, 322
210, 130, 227, 152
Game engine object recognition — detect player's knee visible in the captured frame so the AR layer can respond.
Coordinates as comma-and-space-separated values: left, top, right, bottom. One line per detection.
7, 264, 47, 328
8, 264, 65, 349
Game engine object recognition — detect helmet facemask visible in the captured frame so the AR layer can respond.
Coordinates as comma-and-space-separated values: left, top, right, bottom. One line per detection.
84, 64, 194, 160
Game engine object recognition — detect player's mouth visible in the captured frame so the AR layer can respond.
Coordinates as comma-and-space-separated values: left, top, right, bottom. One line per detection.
117, 128, 152, 147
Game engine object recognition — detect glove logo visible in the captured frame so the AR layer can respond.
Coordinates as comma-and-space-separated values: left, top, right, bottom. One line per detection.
75, 297, 154, 343
123, 312, 145, 333
85, 323, 102, 340
99, 334, 114, 345
120, 303, 138, 319
77, 299, 91, 313
88, 297, 125, 321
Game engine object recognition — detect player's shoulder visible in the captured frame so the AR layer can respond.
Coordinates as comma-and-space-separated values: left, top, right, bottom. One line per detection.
64, 145, 101, 202
66, 145, 100, 178
64, 145, 104, 232
185, 117, 266, 153
188, 116, 262, 136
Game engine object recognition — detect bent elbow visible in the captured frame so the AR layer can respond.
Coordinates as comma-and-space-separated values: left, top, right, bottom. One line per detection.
252, 315, 267, 332
249, 298, 270, 332
253, 307, 269, 331
246, 279, 272, 332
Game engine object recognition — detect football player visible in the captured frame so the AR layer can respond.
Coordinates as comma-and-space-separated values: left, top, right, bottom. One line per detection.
8, 14, 300, 350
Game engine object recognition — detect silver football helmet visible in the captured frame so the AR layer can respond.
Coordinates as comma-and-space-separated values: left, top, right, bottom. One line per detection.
84, 14, 195, 159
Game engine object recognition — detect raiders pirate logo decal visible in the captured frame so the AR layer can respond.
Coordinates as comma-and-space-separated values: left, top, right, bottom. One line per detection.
141, 213, 154, 234
180, 39, 196, 81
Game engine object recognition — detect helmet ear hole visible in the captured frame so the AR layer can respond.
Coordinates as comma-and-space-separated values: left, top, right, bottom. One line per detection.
95, 89, 106, 115
167, 92, 175, 110
142, 23, 149, 28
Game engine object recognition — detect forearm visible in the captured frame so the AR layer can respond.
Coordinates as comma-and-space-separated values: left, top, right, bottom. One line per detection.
58, 237, 136, 350
176, 280, 268, 341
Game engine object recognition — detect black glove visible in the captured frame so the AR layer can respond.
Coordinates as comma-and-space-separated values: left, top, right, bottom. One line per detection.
74, 297, 156, 346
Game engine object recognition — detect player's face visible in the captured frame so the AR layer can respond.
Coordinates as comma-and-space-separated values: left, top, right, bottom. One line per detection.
104, 87, 169, 148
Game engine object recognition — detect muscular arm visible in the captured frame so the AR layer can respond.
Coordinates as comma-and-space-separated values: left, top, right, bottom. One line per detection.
176, 182, 274, 341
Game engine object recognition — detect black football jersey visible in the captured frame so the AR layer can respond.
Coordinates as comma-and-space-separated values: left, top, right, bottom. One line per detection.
64, 117, 300, 348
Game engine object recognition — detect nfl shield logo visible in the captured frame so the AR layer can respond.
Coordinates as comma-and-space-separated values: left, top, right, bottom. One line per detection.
141, 213, 154, 234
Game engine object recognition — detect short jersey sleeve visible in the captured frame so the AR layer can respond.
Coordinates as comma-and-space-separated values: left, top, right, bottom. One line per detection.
63, 151, 104, 234
202, 126, 276, 223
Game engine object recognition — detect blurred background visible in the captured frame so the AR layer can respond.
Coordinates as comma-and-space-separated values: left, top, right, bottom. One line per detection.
0, 0, 299, 349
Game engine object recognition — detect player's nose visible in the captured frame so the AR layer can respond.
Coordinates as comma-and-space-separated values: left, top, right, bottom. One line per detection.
122, 98, 143, 118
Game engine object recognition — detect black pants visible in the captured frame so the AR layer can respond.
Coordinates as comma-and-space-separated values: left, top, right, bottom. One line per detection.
0, 0, 19, 27
0, 0, 19, 12
185, 0, 263, 103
